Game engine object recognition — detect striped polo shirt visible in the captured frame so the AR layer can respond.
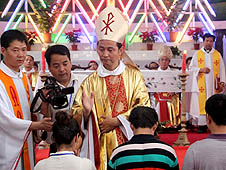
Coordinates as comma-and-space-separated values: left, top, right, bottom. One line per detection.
108, 134, 179, 170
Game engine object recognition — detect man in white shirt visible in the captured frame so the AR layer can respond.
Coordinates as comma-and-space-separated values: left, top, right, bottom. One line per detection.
34, 45, 84, 144
0, 29, 53, 170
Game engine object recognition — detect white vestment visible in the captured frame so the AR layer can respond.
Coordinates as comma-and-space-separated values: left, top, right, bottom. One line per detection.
190, 47, 226, 125
0, 62, 34, 170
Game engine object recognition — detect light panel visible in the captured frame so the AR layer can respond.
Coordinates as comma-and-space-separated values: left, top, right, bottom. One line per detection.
176, 13, 194, 43
75, 13, 93, 43
128, 14, 146, 42
54, 14, 72, 43
4, 0, 25, 31
150, 13, 166, 42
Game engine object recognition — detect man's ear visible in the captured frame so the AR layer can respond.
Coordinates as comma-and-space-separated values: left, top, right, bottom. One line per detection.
1, 47, 6, 54
119, 46, 125, 57
130, 124, 135, 132
206, 114, 212, 125
152, 122, 158, 132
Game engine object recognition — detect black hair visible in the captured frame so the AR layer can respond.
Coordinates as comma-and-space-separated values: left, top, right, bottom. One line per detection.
205, 94, 226, 126
34, 62, 38, 68
45, 45, 71, 66
0, 30, 28, 49
116, 42, 123, 49
129, 106, 158, 129
203, 33, 215, 42
186, 57, 192, 64
52, 111, 80, 147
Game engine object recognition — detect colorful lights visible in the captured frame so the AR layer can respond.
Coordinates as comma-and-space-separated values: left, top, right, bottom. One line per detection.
52, 0, 71, 32
1, 0, 217, 44
1, 0, 15, 18
196, 0, 215, 30
198, 13, 213, 34
149, 13, 166, 43
27, 14, 44, 43
176, 13, 194, 43
54, 14, 72, 43
128, 14, 146, 43
75, 13, 92, 43
75, 0, 95, 29
128, 0, 144, 27
4, 0, 25, 31
203, 0, 216, 17
12, 14, 24, 29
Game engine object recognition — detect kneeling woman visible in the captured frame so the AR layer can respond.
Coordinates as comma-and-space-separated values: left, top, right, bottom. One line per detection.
35, 111, 96, 170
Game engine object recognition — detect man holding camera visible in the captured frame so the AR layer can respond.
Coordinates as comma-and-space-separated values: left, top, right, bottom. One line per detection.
34, 45, 84, 143
0, 30, 53, 170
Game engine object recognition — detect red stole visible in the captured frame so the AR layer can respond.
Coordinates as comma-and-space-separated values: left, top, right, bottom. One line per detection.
105, 75, 128, 145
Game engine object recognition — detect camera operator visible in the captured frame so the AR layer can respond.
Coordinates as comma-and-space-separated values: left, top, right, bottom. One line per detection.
34, 45, 84, 144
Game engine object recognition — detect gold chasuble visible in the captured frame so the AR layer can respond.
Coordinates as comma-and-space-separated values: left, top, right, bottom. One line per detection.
0, 70, 31, 170
197, 50, 220, 115
72, 65, 150, 170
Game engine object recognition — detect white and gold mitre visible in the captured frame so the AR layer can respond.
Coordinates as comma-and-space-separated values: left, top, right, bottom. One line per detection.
158, 45, 173, 59
95, 5, 129, 43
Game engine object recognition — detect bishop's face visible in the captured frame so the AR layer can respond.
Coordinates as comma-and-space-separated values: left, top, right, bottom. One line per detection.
97, 40, 123, 71
158, 56, 170, 70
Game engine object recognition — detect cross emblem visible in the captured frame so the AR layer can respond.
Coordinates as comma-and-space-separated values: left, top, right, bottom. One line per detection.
213, 60, 219, 66
199, 73, 204, 79
198, 58, 204, 65
101, 12, 115, 35
199, 86, 205, 93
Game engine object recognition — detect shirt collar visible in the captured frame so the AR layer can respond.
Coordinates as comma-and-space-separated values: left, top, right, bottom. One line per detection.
97, 60, 126, 77
207, 134, 226, 139
56, 72, 78, 88
201, 47, 214, 54
158, 66, 171, 71
22, 67, 35, 74
0, 61, 23, 78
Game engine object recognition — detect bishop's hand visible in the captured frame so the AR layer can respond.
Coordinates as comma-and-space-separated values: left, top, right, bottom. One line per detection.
82, 90, 94, 122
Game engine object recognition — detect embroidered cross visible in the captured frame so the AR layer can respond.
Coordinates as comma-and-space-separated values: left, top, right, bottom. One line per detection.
198, 58, 204, 65
101, 12, 114, 35
199, 86, 205, 93
199, 73, 204, 79
214, 60, 219, 66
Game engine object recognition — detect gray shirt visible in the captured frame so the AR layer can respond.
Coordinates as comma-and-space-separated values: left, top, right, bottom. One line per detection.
182, 134, 226, 170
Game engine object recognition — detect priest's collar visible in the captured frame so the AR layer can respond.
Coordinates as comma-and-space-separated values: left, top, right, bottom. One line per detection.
97, 60, 126, 77
201, 47, 214, 54
0, 61, 23, 78
22, 67, 35, 74
158, 66, 171, 71
204, 48, 212, 53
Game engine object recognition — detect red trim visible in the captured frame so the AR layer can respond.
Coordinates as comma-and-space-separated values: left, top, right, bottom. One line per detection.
12, 129, 31, 170
91, 112, 100, 170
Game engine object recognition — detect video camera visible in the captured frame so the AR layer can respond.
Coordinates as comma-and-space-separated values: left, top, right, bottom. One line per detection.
30, 76, 74, 112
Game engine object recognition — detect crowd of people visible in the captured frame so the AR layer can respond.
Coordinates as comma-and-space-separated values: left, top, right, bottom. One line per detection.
1, 5, 226, 170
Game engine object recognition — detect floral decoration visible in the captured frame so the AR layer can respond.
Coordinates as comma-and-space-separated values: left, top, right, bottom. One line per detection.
24, 31, 38, 45
65, 29, 81, 43
139, 30, 158, 43
187, 27, 204, 43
